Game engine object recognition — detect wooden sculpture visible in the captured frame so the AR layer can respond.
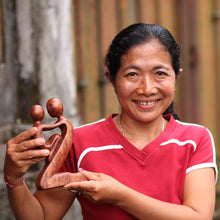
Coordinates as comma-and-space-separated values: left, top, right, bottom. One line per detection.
30, 98, 85, 190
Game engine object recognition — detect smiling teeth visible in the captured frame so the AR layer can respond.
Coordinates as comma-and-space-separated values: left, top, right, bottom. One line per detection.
137, 101, 156, 105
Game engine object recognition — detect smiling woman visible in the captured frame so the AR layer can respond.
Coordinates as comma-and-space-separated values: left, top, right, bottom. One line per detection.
113, 40, 176, 134
4, 23, 217, 220
105, 24, 182, 149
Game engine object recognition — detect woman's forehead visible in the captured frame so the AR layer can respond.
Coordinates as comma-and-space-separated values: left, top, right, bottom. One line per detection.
120, 40, 172, 67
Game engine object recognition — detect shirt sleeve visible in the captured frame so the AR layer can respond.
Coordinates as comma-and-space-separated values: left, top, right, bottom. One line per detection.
186, 127, 218, 181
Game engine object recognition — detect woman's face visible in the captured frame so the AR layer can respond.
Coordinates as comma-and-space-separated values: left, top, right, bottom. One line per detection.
113, 39, 176, 124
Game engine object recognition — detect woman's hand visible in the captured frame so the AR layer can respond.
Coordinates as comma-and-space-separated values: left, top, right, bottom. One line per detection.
4, 127, 50, 185
65, 169, 215, 220
64, 169, 127, 205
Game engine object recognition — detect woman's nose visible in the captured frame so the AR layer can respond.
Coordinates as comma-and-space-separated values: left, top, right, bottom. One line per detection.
137, 75, 157, 95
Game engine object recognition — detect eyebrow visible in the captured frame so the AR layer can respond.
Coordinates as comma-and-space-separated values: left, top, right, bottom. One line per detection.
152, 65, 170, 71
123, 64, 170, 72
122, 65, 140, 71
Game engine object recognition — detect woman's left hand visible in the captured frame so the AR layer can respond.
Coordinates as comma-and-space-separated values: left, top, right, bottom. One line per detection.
64, 169, 126, 205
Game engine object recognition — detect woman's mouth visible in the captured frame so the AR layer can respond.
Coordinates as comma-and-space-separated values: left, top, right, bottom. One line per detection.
134, 99, 160, 110
136, 101, 156, 106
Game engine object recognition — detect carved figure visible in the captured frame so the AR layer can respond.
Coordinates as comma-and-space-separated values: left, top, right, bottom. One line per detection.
30, 98, 85, 190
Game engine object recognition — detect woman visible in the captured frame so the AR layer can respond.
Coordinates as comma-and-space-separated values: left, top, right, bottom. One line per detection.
4, 23, 217, 220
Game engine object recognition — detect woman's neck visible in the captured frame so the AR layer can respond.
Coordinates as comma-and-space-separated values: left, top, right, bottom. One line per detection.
114, 114, 166, 150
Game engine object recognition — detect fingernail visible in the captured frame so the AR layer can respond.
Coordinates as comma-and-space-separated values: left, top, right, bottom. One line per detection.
63, 186, 78, 193
39, 138, 45, 145
43, 150, 50, 155
79, 168, 85, 172
32, 127, 38, 132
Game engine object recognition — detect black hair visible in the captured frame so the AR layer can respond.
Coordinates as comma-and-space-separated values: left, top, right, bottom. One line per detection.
105, 23, 181, 119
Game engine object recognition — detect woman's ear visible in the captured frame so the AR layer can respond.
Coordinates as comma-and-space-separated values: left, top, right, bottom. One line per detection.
106, 71, 116, 87
105, 71, 111, 81
176, 68, 183, 81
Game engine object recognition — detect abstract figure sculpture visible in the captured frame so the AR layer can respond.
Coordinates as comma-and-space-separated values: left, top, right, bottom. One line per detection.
30, 98, 85, 190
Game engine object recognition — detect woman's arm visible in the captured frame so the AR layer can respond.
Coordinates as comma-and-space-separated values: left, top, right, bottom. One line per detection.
6, 182, 76, 220
117, 168, 215, 220
4, 127, 76, 220
34, 187, 76, 220
65, 168, 215, 220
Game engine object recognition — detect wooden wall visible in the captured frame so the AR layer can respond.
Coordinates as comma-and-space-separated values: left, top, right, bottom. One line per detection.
72, 0, 220, 158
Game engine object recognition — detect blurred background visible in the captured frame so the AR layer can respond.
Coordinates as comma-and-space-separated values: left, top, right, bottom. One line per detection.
0, 0, 220, 219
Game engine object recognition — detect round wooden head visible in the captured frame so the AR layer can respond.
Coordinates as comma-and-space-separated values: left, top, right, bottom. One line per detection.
46, 98, 63, 118
30, 105, 45, 122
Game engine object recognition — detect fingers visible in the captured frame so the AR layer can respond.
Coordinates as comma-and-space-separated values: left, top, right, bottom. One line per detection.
4, 127, 49, 180
16, 138, 46, 152
64, 180, 95, 193
79, 168, 102, 181
5, 147, 49, 169
20, 149, 50, 161
64, 169, 104, 193
7, 127, 46, 153
64, 169, 97, 191
63, 170, 121, 203
23, 148, 47, 162
7, 127, 46, 152
9, 127, 38, 144
7, 137, 48, 163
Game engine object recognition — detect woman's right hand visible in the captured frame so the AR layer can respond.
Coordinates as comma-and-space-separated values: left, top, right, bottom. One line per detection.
3, 127, 50, 185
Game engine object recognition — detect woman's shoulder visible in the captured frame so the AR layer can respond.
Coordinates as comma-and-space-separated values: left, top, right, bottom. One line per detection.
73, 120, 106, 141
72, 114, 116, 148
73, 114, 114, 136
167, 114, 207, 130
74, 118, 106, 131
165, 114, 212, 141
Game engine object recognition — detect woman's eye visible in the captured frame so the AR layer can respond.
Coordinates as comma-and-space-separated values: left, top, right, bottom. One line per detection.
127, 72, 137, 77
157, 71, 167, 76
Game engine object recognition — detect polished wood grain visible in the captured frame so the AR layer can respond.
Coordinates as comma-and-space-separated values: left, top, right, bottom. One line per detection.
30, 98, 86, 190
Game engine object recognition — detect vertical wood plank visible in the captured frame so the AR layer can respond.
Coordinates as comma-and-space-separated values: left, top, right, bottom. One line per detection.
117, 0, 138, 28
73, 0, 100, 123
137, 0, 156, 23
157, 0, 176, 33
84, 0, 100, 123
118, 0, 130, 28
177, 0, 200, 123
73, 0, 87, 122
128, 0, 138, 24
98, 0, 118, 56
197, 0, 218, 139
213, 0, 220, 151
97, 0, 119, 118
